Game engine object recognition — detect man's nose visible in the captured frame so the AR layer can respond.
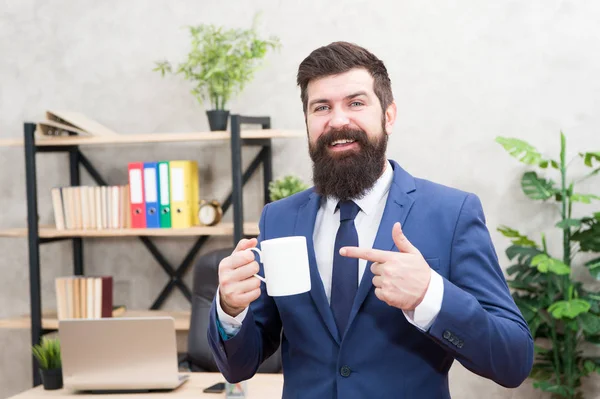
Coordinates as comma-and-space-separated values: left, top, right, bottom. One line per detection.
328, 108, 350, 129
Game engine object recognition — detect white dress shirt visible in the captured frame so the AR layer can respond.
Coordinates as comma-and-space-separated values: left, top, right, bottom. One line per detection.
217, 161, 444, 335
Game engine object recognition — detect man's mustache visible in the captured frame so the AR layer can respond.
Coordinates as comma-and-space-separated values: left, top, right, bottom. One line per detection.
316, 127, 368, 148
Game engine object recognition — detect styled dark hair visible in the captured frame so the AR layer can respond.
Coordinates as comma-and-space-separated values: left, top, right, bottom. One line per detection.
296, 41, 393, 114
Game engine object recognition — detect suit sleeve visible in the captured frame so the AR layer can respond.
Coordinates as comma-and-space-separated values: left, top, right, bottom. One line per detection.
427, 193, 534, 388
207, 204, 282, 383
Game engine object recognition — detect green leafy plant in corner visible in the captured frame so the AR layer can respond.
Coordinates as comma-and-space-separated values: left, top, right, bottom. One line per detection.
269, 175, 309, 202
154, 14, 280, 111
496, 134, 600, 398
32, 337, 61, 370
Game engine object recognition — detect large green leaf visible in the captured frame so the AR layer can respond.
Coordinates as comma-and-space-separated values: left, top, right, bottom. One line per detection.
506, 263, 528, 276
508, 280, 539, 293
548, 299, 591, 319
571, 193, 600, 204
511, 264, 540, 282
513, 295, 549, 327
580, 151, 600, 167
555, 218, 582, 229
521, 171, 557, 200
533, 380, 573, 396
572, 223, 600, 252
584, 257, 600, 280
497, 226, 538, 247
506, 245, 545, 265
531, 254, 571, 275
496, 137, 543, 165
583, 293, 600, 313
579, 312, 600, 335
514, 297, 538, 322
584, 359, 596, 374
530, 364, 555, 381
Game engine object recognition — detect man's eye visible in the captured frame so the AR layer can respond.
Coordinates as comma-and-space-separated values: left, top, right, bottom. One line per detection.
350, 101, 363, 107
314, 105, 329, 112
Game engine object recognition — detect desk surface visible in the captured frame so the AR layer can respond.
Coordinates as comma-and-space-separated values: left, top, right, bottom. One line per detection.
8, 373, 283, 399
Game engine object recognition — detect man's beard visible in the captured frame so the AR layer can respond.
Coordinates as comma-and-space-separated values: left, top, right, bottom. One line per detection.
308, 125, 388, 201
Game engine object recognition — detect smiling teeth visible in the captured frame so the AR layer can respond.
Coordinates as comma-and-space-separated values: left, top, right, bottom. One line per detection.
331, 139, 356, 146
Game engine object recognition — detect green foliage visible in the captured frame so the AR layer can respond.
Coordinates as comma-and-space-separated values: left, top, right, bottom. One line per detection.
530, 254, 571, 275
32, 337, 61, 370
269, 175, 309, 202
154, 14, 280, 110
496, 133, 600, 398
521, 171, 557, 200
498, 225, 539, 247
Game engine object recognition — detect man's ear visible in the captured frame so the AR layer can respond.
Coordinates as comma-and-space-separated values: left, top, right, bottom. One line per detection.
384, 101, 397, 135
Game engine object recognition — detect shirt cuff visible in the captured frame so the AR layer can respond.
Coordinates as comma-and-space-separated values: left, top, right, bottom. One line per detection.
216, 286, 248, 338
403, 270, 444, 332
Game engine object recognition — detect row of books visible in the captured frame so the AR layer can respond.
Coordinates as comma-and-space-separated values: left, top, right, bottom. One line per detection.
51, 186, 130, 230
128, 161, 200, 228
50, 160, 202, 230
55, 276, 113, 320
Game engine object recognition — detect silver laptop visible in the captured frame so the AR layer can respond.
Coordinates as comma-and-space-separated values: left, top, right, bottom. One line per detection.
58, 317, 189, 392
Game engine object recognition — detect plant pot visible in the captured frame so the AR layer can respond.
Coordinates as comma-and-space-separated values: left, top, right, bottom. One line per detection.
39, 368, 63, 390
206, 110, 230, 131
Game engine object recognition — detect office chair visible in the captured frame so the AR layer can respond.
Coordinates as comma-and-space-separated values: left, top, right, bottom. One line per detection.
186, 247, 282, 373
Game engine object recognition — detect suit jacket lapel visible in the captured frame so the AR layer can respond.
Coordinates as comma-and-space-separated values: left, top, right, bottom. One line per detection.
345, 161, 416, 335
295, 191, 341, 344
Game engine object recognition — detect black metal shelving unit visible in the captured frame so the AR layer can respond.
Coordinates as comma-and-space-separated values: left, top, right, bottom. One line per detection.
23, 115, 273, 386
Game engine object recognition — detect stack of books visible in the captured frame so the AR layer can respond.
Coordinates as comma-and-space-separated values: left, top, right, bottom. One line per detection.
50, 160, 202, 230
54, 276, 113, 320
51, 186, 130, 230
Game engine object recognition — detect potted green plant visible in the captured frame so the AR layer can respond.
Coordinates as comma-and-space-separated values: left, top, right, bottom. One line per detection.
269, 175, 309, 202
32, 337, 63, 390
154, 16, 280, 131
496, 133, 600, 398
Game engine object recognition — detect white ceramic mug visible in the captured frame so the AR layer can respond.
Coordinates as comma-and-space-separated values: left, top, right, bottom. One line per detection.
247, 236, 311, 297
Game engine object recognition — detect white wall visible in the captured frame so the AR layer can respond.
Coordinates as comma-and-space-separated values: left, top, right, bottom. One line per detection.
1, 0, 600, 397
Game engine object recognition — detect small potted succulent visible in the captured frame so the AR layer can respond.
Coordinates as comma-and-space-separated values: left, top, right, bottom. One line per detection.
154, 15, 280, 131
32, 337, 63, 390
269, 175, 309, 202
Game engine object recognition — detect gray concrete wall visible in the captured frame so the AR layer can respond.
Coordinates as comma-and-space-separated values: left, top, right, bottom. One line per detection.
1, 0, 599, 397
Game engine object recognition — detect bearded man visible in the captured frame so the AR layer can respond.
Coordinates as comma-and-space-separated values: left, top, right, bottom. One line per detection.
207, 41, 533, 399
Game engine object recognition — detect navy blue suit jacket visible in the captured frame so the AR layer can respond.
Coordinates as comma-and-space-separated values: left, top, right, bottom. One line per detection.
208, 160, 533, 398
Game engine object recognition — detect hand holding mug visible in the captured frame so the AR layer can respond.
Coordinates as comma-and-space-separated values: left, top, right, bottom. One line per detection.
218, 238, 262, 317
219, 236, 312, 317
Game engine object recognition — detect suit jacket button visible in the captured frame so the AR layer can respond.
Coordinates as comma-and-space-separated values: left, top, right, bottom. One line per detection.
340, 366, 351, 377
443, 330, 451, 340
457, 341, 464, 349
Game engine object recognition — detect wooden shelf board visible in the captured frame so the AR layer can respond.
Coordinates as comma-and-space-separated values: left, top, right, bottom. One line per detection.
0, 129, 305, 147
0, 222, 260, 238
0, 309, 191, 331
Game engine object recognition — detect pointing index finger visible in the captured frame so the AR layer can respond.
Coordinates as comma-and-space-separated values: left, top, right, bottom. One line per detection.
339, 246, 395, 263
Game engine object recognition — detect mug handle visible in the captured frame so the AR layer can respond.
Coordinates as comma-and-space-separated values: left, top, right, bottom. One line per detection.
247, 247, 266, 283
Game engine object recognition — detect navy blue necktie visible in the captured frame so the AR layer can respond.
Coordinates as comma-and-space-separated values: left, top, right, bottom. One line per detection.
331, 200, 361, 337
